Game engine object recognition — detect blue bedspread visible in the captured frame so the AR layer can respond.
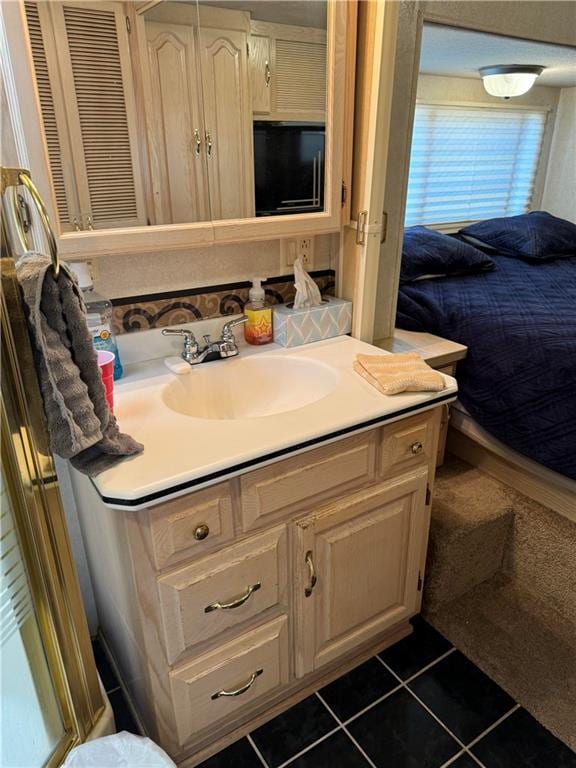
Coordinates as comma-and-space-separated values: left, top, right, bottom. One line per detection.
396, 256, 576, 479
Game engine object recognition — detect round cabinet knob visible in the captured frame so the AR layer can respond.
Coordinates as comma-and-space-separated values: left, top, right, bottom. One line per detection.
411, 441, 424, 455
193, 523, 210, 541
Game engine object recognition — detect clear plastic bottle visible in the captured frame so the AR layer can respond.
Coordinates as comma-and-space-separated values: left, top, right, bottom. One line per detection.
69, 262, 123, 380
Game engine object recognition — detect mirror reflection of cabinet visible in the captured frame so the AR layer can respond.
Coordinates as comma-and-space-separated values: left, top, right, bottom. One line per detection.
138, 5, 254, 223
197, 15, 254, 220
249, 21, 327, 122
25, 0, 147, 231
141, 19, 209, 224
16, 0, 354, 256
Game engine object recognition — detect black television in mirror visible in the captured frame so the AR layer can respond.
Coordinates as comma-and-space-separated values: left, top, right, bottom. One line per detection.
253, 122, 325, 217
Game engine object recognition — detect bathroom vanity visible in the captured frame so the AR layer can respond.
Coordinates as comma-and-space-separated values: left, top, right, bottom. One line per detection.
71, 333, 457, 766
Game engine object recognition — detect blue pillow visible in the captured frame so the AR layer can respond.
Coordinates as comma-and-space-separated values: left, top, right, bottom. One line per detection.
401, 226, 495, 283
460, 212, 576, 261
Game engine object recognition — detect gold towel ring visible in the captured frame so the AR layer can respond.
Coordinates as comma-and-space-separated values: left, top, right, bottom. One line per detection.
17, 171, 60, 279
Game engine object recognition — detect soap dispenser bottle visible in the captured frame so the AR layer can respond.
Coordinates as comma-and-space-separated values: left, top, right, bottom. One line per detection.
70, 261, 124, 380
244, 277, 273, 345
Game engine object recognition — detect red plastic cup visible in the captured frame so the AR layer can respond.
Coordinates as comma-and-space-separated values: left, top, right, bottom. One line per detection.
97, 350, 115, 411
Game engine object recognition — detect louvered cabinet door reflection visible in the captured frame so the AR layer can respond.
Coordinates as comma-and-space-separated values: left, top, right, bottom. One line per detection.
48, 1, 147, 230
199, 27, 255, 220
275, 37, 326, 121
25, 1, 81, 231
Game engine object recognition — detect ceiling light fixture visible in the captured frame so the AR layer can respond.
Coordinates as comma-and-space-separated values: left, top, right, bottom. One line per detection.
479, 65, 545, 99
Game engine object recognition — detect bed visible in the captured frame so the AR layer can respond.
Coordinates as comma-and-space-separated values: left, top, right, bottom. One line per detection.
396, 253, 576, 485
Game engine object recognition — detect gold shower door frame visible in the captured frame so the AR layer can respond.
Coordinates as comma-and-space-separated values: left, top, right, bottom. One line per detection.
1, 246, 105, 766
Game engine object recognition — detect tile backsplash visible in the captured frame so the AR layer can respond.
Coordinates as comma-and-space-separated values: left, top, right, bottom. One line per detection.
111, 271, 336, 334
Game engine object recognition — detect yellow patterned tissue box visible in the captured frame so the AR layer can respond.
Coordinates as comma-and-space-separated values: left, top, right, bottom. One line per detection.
273, 297, 352, 347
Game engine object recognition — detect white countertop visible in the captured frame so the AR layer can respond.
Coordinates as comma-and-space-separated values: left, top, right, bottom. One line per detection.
94, 334, 457, 510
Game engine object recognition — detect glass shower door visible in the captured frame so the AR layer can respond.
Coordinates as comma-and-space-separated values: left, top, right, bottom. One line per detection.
1, 465, 66, 768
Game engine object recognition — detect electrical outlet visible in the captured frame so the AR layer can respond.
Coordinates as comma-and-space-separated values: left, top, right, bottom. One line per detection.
298, 238, 312, 265
281, 237, 314, 268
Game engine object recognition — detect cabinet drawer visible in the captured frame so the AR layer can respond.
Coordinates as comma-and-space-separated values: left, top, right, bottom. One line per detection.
148, 483, 234, 571
170, 615, 290, 746
157, 526, 288, 664
239, 432, 377, 532
380, 412, 437, 477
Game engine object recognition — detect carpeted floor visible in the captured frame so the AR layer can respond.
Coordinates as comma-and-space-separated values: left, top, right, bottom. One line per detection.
424, 456, 576, 752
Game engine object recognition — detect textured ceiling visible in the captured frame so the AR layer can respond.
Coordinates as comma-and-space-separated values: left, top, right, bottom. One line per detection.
420, 24, 576, 88
199, 1, 326, 28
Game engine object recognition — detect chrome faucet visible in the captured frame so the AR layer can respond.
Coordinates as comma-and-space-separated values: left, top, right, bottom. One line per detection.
162, 316, 248, 366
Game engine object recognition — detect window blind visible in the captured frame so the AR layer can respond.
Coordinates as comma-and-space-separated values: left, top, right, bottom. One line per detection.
1, 476, 33, 648
405, 103, 547, 229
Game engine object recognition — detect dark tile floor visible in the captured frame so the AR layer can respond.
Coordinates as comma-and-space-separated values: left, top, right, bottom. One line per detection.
93, 617, 576, 768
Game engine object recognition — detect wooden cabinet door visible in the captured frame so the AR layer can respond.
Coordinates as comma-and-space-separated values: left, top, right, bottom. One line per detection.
293, 470, 428, 677
47, 1, 147, 230
249, 34, 271, 114
140, 20, 209, 224
198, 26, 254, 219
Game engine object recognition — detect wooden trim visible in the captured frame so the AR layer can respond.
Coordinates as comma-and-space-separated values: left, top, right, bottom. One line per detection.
341, 0, 400, 341
447, 427, 576, 523
374, 329, 468, 369
341, 0, 357, 227
249, 20, 327, 44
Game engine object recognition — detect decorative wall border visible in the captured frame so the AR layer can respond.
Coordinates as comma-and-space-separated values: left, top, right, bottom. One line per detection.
111, 270, 336, 334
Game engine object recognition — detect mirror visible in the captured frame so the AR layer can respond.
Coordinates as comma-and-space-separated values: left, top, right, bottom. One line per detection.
24, 0, 328, 232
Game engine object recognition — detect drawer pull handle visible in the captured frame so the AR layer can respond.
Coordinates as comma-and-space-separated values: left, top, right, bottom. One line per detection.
411, 441, 424, 455
205, 583, 261, 613
305, 551, 317, 597
193, 523, 210, 541
211, 668, 263, 700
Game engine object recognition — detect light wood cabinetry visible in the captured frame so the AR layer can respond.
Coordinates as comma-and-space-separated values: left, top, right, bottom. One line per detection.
198, 25, 254, 219
170, 615, 290, 746
294, 471, 427, 676
72, 406, 442, 765
249, 21, 327, 122
25, 1, 147, 231
138, 7, 254, 223
157, 525, 288, 664
11, 0, 355, 256
148, 482, 235, 570
239, 431, 377, 532
140, 20, 209, 224
249, 33, 272, 114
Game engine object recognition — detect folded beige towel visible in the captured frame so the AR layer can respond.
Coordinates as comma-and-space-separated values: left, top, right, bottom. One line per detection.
353, 352, 446, 395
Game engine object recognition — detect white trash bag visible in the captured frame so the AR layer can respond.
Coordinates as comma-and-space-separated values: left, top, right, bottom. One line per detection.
63, 732, 176, 768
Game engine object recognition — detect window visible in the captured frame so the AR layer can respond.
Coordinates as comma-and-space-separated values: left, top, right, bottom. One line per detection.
405, 103, 548, 229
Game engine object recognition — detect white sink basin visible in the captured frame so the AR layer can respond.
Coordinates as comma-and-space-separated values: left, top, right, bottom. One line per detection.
161, 355, 339, 420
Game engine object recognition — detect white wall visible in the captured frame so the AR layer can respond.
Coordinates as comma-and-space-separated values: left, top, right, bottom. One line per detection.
541, 87, 576, 223
92, 233, 337, 300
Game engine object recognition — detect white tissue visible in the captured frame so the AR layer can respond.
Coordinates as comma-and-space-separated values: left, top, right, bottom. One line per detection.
293, 257, 322, 310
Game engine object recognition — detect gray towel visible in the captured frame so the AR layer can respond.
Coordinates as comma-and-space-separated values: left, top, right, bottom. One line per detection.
16, 253, 143, 476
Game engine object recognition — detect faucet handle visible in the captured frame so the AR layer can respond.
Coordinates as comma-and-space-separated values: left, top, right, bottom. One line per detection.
162, 327, 196, 343
203, 334, 211, 345
222, 315, 248, 340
